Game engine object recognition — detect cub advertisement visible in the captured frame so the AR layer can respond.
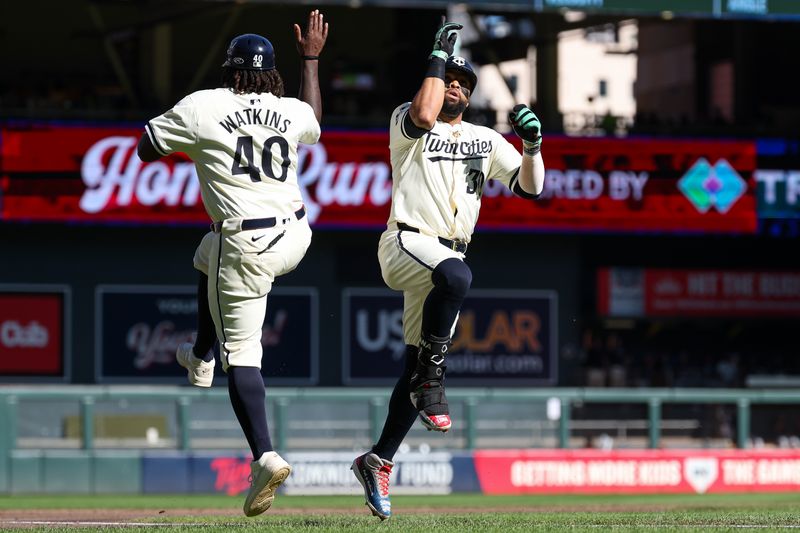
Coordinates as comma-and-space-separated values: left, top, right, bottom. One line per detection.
0, 285, 69, 379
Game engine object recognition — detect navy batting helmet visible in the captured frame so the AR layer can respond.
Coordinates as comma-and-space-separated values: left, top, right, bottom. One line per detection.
222, 33, 276, 71
445, 56, 477, 92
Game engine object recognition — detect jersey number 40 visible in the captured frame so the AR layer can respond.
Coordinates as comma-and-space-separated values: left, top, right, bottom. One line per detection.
231, 135, 290, 183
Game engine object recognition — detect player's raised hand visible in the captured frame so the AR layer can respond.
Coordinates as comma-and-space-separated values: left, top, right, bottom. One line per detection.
294, 9, 329, 57
430, 19, 462, 61
508, 104, 542, 154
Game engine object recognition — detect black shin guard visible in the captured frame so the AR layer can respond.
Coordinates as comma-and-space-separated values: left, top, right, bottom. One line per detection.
417, 333, 450, 366
409, 333, 451, 430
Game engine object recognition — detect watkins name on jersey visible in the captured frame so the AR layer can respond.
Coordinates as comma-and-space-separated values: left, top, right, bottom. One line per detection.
218, 107, 291, 135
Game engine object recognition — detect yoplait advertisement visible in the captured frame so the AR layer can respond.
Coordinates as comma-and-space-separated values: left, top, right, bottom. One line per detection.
0, 123, 762, 233
96, 285, 318, 384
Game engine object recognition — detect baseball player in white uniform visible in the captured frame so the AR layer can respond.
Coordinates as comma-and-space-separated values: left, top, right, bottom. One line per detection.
137, 11, 328, 518
352, 21, 545, 520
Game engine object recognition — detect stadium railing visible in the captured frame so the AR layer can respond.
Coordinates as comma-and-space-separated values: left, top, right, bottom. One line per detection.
3, 386, 800, 455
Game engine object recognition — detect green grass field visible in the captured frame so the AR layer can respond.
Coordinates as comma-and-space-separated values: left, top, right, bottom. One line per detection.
2, 493, 800, 532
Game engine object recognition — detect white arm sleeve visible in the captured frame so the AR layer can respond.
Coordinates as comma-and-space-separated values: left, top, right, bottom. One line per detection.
488, 132, 523, 188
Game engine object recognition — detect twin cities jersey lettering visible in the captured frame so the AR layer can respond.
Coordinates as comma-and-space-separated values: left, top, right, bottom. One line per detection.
388, 102, 522, 242
146, 88, 320, 223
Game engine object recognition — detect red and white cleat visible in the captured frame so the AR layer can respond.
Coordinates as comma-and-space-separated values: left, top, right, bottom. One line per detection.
419, 412, 452, 432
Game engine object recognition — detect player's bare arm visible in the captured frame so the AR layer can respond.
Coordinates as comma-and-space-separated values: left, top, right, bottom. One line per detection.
509, 104, 545, 196
410, 78, 445, 130
136, 134, 161, 162
409, 21, 462, 130
294, 9, 328, 122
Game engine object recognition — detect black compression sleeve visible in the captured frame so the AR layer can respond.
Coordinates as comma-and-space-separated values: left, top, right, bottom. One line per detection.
402, 111, 430, 139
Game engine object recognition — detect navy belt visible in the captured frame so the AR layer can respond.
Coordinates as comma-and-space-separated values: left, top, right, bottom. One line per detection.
397, 222, 468, 254
211, 206, 306, 233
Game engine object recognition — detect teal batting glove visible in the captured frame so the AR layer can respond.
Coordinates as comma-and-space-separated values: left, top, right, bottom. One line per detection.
430, 22, 462, 61
508, 104, 542, 155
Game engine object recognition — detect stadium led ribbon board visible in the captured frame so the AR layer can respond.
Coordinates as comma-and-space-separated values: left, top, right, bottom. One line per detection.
535, 0, 800, 19
0, 124, 759, 235
303, 0, 800, 18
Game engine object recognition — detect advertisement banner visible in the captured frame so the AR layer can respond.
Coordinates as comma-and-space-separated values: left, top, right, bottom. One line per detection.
342, 288, 557, 385
143, 449, 800, 495
95, 285, 318, 384
1, 123, 757, 234
282, 452, 456, 495
473, 449, 800, 494
598, 267, 800, 317
167, 452, 462, 496
755, 139, 800, 220
516, 137, 756, 233
0, 285, 69, 379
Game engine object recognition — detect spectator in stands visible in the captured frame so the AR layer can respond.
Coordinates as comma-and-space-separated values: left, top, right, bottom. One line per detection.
716, 352, 741, 387
583, 329, 608, 387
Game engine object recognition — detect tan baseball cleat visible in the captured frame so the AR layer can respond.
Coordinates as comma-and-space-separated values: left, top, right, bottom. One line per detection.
243, 451, 292, 517
175, 342, 215, 387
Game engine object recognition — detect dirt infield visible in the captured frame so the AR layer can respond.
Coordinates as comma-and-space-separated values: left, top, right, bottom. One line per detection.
0, 502, 683, 523
1, 507, 347, 521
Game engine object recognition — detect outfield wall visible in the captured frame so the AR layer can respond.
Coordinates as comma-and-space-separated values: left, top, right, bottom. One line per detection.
4, 449, 800, 495
5, 387, 800, 495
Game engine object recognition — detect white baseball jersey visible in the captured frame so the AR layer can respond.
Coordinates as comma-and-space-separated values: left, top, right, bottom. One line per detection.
146, 88, 320, 223
146, 88, 317, 370
387, 102, 523, 242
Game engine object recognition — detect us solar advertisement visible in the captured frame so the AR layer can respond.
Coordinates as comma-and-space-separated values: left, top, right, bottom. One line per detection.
342, 288, 557, 385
